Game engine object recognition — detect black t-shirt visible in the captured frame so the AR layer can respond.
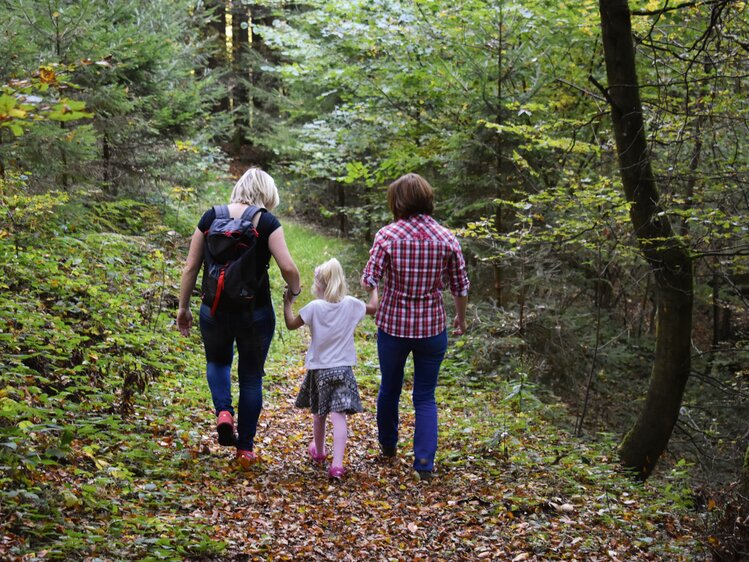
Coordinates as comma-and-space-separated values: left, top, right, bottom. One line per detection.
198, 206, 282, 309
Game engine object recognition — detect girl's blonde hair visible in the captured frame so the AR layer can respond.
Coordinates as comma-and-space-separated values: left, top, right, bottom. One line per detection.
314, 258, 348, 303
230, 167, 280, 210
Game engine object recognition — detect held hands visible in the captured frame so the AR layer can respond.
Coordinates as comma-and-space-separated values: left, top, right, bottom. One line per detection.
283, 285, 301, 304
283, 286, 305, 330
177, 308, 193, 337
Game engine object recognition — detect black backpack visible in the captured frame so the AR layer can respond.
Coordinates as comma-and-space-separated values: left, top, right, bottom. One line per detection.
201, 205, 265, 315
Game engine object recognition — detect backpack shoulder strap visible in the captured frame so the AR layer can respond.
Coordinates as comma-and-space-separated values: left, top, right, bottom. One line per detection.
240, 205, 264, 227
213, 205, 230, 219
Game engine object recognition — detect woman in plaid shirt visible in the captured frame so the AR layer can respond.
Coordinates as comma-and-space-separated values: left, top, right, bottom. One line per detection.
361, 173, 469, 481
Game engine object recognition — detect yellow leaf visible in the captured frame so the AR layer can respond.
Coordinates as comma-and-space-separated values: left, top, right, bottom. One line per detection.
39, 67, 58, 85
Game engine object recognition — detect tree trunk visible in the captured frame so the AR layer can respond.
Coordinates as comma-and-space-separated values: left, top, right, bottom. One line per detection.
231, 2, 250, 154
206, 0, 230, 114
102, 133, 114, 195
598, 0, 694, 481
493, 0, 504, 307
337, 181, 346, 236
0, 132, 5, 179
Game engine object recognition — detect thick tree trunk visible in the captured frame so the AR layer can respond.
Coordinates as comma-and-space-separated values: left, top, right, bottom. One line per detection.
599, 0, 694, 480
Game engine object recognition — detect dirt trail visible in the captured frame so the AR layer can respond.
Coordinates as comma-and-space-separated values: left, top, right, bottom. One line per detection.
191, 374, 511, 561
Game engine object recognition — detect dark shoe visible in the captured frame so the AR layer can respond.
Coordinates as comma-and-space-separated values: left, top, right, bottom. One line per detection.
416, 470, 434, 482
216, 411, 237, 447
379, 444, 396, 458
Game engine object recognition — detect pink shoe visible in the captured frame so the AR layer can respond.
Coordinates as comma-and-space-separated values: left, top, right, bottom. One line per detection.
328, 466, 346, 480
236, 449, 259, 470
308, 442, 327, 465
216, 411, 236, 447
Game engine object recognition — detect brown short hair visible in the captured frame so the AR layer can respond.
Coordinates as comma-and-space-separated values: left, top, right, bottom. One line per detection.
387, 173, 434, 220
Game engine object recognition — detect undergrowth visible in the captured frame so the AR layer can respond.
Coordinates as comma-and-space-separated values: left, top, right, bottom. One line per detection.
0, 181, 718, 560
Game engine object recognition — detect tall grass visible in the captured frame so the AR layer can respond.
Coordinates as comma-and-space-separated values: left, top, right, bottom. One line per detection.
265, 219, 377, 382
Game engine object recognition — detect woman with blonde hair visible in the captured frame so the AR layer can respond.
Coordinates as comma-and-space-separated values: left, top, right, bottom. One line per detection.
177, 167, 301, 469
283, 258, 377, 479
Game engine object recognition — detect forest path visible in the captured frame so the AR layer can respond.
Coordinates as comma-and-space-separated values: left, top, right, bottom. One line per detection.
188, 371, 511, 561
162, 222, 696, 561
172, 363, 693, 562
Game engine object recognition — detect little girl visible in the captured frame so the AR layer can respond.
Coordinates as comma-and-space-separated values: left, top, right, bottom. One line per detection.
283, 258, 377, 479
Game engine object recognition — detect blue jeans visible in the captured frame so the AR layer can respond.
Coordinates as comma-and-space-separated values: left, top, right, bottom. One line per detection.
199, 303, 275, 451
376, 329, 448, 472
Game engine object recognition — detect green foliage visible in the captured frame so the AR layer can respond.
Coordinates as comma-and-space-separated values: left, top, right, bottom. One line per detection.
0, 67, 94, 136
0, 172, 70, 255
0, 0, 227, 196
0, 190, 222, 558
259, 0, 608, 234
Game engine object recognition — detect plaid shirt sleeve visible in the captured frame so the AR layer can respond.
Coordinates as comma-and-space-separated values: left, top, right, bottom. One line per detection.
447, 241, 470, 297
361, 229, 388, 288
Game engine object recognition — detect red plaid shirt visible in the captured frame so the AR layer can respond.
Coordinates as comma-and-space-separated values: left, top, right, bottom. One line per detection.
361, 214, 470, 338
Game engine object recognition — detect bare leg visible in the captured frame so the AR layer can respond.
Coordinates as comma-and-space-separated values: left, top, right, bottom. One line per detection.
312, 413, 327, 457
330, 412, 347, 468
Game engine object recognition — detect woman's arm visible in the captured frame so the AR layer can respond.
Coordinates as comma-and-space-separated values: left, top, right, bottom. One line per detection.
452, 294, 467, 335
177, 227, 204, 336
269, 227, 301, 297
361, 230, 387, 290
283, 288, 305, 330
365, 286, 378, 316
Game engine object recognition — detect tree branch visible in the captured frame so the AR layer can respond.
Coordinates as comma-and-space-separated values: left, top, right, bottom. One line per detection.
587, 75, 618, 110
631, 0, 701, 16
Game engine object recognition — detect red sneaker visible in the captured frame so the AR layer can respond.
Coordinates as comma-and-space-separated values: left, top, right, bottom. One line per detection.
216, 411, 236, 447
236, 449, 259, 470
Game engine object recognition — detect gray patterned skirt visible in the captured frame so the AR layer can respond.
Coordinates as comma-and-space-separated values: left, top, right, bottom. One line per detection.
294, 366, 364, 416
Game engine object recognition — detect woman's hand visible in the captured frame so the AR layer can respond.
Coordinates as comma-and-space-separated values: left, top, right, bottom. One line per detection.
452, 314, 466, 336
177, 307, 193, 336
283, 286, 304, 330
452, 295, 468, 336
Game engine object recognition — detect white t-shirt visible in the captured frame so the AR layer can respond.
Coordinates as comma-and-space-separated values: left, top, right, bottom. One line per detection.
299, 296, 367, 370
